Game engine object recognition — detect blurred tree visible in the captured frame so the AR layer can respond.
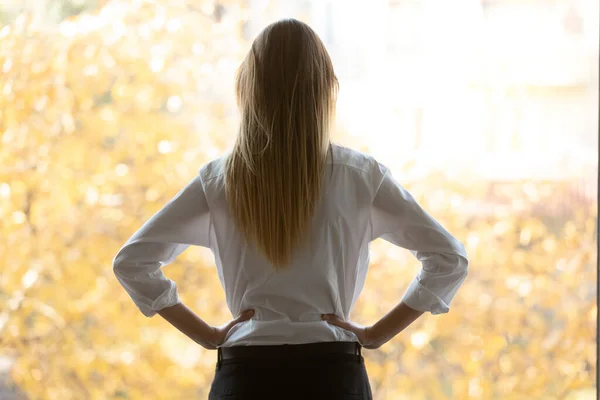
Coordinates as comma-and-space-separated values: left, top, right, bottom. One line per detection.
1, 0, 101, 25
0, 1, 596, 399
0, 1, 247, 398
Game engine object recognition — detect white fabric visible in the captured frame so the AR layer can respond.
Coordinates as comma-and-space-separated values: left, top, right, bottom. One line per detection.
113, 144, 469, 347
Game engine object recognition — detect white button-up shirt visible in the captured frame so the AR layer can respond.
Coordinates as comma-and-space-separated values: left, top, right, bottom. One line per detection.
113, 144, 469, 347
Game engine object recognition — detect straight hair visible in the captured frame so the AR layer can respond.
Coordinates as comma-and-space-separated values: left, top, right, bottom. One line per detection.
224, 18, 338, 269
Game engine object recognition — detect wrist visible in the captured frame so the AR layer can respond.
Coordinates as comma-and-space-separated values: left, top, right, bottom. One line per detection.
203, 326, 219, 349
364, 325, 384, 349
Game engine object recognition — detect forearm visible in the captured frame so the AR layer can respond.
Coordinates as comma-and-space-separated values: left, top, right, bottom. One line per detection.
368, 301, 424, 348
157, 302, 217, 349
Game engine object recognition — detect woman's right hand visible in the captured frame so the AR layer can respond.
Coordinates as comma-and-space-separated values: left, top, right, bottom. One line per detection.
321, 314, 380, 350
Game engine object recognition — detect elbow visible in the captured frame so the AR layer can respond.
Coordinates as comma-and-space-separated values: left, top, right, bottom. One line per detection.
458, 253, 470, 280
458, 245, 469, 278
112, 251, 127, 279
461, 257, 469, 279
112, 240, 142, 277
447, 239, 469, 278
112, 257, 123, 281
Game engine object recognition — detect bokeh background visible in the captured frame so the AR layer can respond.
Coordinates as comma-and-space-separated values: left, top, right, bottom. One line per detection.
0, 0, 597, 399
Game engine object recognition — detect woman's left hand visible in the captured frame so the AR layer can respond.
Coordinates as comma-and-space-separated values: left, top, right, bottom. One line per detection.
207, 309, 255, 349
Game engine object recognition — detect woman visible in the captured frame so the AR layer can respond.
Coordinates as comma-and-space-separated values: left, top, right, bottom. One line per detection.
113, 18, 469, 400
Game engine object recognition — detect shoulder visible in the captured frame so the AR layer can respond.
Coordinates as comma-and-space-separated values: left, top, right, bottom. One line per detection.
197, 153, 229, 183
329, 143, 387, 178
196, 146, 389, 182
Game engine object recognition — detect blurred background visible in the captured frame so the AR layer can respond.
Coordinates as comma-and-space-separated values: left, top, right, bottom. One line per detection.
0, 0, 597, 399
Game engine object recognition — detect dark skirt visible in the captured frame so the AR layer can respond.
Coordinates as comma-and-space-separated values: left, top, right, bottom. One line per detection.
208, 341, 373, 400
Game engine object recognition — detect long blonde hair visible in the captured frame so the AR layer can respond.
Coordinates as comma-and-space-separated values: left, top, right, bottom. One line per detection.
225, 19, 338, 269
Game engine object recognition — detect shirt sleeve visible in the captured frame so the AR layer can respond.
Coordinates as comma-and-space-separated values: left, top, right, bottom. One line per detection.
369, 163, 469, 315
112, 174, 211, 318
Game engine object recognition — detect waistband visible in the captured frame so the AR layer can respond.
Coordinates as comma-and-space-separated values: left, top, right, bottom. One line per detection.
217, 341, 362, 367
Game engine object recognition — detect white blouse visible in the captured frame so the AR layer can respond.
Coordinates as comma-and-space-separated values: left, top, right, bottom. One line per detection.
113, 144, 469, 347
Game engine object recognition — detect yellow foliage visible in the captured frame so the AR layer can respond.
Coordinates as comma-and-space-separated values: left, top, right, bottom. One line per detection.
0, 1, 596, 400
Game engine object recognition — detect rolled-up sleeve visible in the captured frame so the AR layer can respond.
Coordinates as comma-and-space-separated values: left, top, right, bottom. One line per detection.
369, 164, 469, 315
113, 174, 211, 317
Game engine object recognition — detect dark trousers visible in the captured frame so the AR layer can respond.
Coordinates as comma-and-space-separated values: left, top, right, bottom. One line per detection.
208, 341, 373, 400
